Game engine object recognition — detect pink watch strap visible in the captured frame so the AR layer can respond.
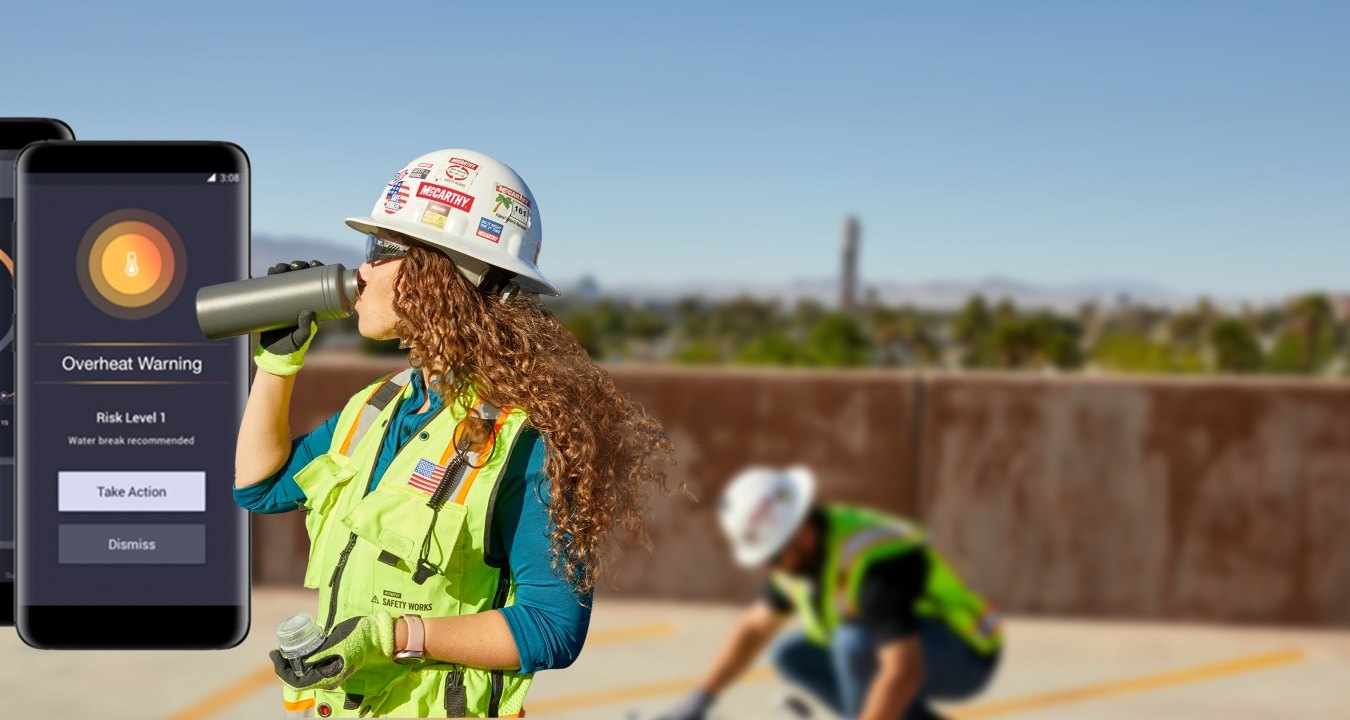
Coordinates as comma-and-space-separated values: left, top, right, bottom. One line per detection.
396, 613, 425, 659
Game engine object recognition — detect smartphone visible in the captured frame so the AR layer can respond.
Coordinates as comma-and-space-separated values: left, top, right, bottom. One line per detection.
0, 119, 75, 627
15, 142, 250, 648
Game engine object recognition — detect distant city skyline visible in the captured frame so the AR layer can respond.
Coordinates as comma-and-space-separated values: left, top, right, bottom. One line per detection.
10, 2, 1349, 299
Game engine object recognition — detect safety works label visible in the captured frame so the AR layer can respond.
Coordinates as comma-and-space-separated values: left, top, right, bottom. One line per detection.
443, 157, 480, 188
379, 589, 432, 612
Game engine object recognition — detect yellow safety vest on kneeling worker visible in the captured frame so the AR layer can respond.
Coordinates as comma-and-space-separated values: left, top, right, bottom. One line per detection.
283, 368, 535, 718
772, 505, 1003, 658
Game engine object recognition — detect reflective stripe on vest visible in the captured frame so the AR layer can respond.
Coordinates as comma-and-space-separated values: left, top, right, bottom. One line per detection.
337, 369, 414, 456
831, 521, 923, 617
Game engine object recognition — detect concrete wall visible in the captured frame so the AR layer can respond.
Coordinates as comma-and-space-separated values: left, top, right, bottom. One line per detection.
251, 357, 1350, 626
918, 375, 1350, 626
595, 366, 920, 603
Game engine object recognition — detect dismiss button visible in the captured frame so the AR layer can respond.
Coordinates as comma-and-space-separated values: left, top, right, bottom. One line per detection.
58, 524, 205, 564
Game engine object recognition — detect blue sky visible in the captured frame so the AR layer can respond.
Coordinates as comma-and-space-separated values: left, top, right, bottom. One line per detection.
7, 1, 1349, 299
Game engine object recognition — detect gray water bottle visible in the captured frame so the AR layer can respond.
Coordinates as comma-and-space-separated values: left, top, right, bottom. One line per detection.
195, 262, 360, 340
276, 612, 327, 677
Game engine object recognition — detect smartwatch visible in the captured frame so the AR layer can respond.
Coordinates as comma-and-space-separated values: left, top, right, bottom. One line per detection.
393, 614, 427, 665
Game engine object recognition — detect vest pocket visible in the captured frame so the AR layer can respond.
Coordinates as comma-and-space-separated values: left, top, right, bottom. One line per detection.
293, 452, 359, 589
343, 487, 471, 606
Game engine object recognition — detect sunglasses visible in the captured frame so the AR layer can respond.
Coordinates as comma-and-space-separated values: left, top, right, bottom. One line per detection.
365, 232, 411, 264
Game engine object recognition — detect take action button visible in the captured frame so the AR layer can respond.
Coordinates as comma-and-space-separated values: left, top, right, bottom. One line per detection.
58, 524, 205, 565
58, 470, 205, 512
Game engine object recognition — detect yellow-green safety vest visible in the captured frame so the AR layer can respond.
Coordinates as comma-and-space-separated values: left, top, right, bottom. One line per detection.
772, 505, 1003, 657
282, 368, 535, 718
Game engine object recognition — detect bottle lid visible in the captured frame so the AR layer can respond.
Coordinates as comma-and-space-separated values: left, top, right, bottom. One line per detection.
276, 612, 325, 657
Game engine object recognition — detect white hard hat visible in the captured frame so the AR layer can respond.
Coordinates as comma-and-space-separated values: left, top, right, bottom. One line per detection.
717, 465, 817, 568
345, 149, 558, 297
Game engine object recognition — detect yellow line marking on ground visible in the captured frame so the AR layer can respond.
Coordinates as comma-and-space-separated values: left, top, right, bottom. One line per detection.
164, 665, 277, 720
162, 622, 679, 720
528, 668, 777, 715
951, 649, 1306, 719
530, 647, 1305, 717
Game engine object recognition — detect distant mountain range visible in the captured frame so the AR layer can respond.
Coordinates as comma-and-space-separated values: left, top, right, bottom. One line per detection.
251, 234, 364, 278
250, 234, 1253, 311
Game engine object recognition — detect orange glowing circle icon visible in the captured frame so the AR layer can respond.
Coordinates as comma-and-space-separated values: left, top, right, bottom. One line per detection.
76, 209, 187, 320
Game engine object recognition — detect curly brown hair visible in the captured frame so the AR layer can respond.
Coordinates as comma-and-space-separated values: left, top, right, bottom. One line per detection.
390, 241, 675, 594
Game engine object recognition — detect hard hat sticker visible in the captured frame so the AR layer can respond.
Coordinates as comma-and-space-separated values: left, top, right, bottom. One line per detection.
443, 157, 480, 188
415, 183, 474, 212
421, 202, 449, 229
475, 218, 503, 244
383, 179, 410, 215
492, 184, 531, 231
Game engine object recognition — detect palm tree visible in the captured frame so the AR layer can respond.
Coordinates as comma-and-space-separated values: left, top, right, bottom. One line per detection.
1287, 293, 1333, 373
493, 193, 512, 214
951, 295, 991, 346
951, 295, 994, 368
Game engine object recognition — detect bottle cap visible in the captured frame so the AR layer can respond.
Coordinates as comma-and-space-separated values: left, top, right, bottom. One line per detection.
276, 612, 325, 659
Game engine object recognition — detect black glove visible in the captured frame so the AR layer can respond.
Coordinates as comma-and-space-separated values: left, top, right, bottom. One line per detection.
258, 260, 323, 355
268, 612, 395, 691
259, 308, 319, 358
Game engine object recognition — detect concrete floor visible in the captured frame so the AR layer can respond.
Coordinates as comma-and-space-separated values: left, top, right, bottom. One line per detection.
0, 588, 1345, 719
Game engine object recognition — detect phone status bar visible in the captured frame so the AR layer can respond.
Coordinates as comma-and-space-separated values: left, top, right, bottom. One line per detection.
22, 173, 246, 186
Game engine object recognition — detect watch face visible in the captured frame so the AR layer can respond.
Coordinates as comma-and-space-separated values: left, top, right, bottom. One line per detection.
393, 652, 425, 666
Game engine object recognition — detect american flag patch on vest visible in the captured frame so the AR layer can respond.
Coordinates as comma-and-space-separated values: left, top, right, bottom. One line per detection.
408, 458, 449, 494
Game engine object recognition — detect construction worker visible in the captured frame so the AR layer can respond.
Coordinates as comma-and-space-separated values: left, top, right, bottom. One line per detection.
234, 149, 673, 718
660, 466, 1001, 720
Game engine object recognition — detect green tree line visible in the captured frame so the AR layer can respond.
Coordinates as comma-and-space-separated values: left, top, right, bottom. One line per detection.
540, 291, 1350, 376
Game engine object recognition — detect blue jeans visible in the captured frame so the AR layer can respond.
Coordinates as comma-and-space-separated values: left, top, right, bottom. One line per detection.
770, 620, 998, 720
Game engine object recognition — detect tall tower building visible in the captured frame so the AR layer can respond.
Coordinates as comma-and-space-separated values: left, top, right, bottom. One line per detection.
840, 216, 860, 312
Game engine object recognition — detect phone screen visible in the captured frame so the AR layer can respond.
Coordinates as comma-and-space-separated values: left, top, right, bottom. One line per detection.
1, 148, 18, 587
16, 143, 248, 645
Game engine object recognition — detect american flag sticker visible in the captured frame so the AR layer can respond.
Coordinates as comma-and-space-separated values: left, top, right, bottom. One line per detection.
384, 179, 410, 215
407, 458, 449, 494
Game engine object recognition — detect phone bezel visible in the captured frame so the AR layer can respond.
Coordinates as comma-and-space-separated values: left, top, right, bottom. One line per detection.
0, 118, 74, 150
1, 118, 76, 627
13, 140, 252, 649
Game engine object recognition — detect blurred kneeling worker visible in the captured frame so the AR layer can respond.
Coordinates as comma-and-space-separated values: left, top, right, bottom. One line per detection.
662, 466, 1002, 720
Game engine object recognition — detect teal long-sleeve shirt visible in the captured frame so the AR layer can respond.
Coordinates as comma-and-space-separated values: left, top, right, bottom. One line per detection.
233, 369, 591, 673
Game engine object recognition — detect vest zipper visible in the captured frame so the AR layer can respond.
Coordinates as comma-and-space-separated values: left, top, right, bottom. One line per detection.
325, 532, 359, 633
325, 403, 402, 634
